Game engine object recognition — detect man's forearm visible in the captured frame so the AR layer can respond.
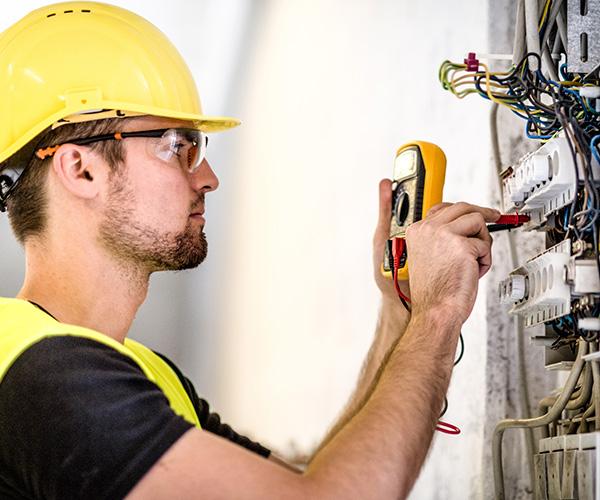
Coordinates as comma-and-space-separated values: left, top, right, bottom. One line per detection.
306, 309, 460, 499
313, 298, 410, 457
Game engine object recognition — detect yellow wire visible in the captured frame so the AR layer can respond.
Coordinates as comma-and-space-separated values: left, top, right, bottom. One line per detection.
538, 0, 552, 31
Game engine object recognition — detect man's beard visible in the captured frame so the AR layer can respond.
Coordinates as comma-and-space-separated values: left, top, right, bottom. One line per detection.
98, 172, 208, 273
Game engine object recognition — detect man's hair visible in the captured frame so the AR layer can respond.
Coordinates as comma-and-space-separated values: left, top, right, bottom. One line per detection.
6, 117, 131, 244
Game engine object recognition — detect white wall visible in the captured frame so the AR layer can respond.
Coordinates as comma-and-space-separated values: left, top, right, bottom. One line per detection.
210, 2, 493, 498
1, 2, 494, 498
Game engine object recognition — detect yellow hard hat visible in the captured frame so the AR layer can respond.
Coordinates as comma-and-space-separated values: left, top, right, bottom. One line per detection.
0, 1, 240, 165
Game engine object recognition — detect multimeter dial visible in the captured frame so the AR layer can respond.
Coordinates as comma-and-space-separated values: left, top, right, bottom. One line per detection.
394, 189, 410, 226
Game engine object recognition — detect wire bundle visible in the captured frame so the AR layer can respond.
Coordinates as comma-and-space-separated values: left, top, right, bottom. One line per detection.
439, 53, 599, 141
454, 1, 600, 497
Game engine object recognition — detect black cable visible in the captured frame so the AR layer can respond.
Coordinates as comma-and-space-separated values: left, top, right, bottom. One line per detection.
454, 333, 465, 366
399, 295, 410, 313
437, 333, 464, 422
593, 224, 600, 284
439, 397, 449, 418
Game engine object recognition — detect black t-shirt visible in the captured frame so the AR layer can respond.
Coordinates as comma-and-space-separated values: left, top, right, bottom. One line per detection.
0, 336, 270, 500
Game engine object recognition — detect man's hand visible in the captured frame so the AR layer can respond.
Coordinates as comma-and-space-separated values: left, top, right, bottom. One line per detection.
405, 201, 500, 325
373, 179, 411, 303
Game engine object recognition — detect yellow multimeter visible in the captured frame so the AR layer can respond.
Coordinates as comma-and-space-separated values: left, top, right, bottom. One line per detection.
381, 141, 446, 281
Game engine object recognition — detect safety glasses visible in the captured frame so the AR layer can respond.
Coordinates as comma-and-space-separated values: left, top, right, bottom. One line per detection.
35, 128, 209, 173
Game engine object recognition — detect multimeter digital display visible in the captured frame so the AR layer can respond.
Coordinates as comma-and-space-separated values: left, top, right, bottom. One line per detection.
382, 141, 446, 281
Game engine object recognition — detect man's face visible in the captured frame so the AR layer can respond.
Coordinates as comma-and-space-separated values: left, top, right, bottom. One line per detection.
98, 116, 219, 273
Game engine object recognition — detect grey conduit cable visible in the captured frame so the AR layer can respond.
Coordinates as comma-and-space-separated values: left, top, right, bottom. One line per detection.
512, 0, 527, 66
490, 103, 535, 491
493, 341, 588, 500
524, 0, 541, 70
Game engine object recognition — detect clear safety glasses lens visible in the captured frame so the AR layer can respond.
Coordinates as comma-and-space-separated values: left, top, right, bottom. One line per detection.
153, 128, 208, 173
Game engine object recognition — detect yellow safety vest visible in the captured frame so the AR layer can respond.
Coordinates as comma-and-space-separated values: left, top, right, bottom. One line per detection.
0, 297, 201, 428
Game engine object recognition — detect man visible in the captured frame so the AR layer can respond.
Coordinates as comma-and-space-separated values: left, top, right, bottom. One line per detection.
0, 2, 500, 499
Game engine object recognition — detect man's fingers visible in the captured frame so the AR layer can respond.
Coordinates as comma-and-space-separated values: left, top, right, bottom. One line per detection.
426, 202, 453, 218
374, 179, 392, 244
426, 202, 501, 225
445, 212, 491, 241
469, 237, 493, 278
377, 179, 392, 226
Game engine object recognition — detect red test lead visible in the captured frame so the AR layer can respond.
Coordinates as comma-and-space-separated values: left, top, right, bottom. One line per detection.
487, 213, 530, 233
495, 214, 530, 225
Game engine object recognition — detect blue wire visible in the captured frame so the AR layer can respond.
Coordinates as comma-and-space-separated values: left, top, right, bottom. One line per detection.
526, 125, 553, 140
590, 136, 600, 167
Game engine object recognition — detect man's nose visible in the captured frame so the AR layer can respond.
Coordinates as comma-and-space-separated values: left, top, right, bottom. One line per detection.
190, 159, 219, 193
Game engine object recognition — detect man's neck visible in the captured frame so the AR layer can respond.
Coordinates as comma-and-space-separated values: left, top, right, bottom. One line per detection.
17, 237, 149, 344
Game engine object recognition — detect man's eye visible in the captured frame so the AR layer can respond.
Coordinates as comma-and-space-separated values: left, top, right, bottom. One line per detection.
171, 142, 185, 156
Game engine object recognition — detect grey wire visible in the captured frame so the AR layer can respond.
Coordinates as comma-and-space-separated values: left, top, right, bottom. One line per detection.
593, 362, 600, 431
538, 0, 561, 81
490, 103, 535, 494
551, 24, 563, 55
555, 9, 568, 52
524, 0, 541, 71
540, 0, 564, 50
566, 365, 592, 411
542, 44, 559, 81
577, 402, 595, 433
493, 340, 588, 500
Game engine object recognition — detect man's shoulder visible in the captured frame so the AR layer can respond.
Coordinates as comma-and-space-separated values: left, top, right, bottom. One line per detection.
0, 335, 194, 499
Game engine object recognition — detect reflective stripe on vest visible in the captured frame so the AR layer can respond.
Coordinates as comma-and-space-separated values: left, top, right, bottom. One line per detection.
0, 297, 201, 428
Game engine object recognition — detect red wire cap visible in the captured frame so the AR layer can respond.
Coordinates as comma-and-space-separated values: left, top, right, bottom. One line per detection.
463, 52, 479, 72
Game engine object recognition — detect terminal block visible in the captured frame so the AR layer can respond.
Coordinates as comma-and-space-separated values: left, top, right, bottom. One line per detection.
499, 240, 572, 327
501, 137, 577, 228
499, 240, 600, 328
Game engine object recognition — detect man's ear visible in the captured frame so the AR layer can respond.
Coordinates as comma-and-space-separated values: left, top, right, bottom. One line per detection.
50, 144, 103, 200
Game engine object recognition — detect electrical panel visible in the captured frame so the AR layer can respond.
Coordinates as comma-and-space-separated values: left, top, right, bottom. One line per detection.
567, 0, 600, 73
440, 1, 600, 498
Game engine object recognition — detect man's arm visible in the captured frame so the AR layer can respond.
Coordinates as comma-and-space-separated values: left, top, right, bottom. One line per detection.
127, 198, 499, 499
127, 309, 459, 500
